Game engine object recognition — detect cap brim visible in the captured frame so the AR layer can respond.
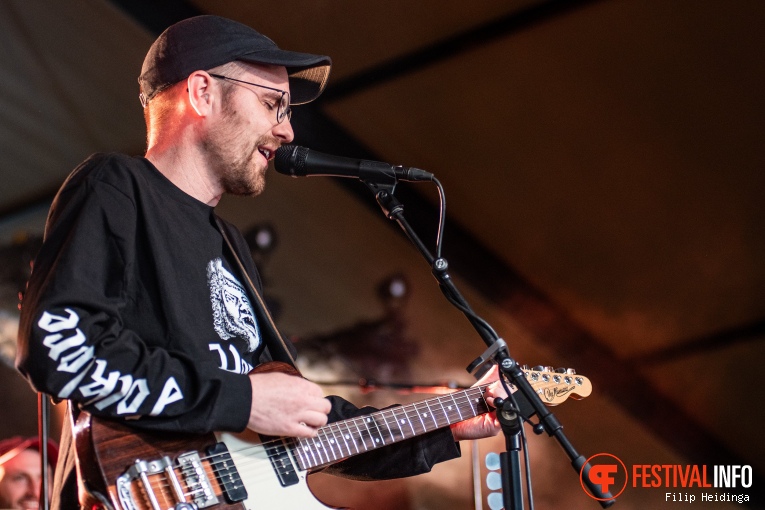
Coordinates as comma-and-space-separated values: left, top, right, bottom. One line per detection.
237, 49, 331, 105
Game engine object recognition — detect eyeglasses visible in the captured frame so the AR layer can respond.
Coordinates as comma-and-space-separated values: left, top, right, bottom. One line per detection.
209, 73, 292, 124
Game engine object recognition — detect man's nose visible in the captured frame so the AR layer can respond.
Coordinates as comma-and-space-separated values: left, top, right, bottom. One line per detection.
273, 117, 294, 144
28, 477, 41, 497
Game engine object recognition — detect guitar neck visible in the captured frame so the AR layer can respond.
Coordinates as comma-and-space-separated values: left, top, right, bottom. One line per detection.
289, 384, 490, 471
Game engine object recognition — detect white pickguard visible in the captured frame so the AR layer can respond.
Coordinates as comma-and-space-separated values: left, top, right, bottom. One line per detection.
216, 430, 336, 510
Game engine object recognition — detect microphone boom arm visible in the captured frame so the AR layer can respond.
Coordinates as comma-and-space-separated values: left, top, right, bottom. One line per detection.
366, 177, 616, 509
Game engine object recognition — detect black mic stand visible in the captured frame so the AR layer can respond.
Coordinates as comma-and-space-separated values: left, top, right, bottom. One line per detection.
494, 396, 524, 509
38, 393, 51, 510
363, 178, 616, 508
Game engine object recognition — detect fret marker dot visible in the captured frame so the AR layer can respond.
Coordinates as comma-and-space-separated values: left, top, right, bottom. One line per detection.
400, 419, 405, 424
423, 413, 428, 417
345, 434, 351, 440
375, 438, 380, 443
448, 406, 453, 410
330, 439, 335, 444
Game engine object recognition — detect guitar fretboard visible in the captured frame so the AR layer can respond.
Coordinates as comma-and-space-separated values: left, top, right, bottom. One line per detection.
289, 384, 490, 471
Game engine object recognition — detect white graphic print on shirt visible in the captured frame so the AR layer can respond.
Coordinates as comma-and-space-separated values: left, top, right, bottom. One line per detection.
207, 258, 261, 353
37, 308, 183, 416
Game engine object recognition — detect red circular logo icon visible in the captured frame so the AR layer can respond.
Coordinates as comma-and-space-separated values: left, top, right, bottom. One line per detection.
580, 452, 628, 501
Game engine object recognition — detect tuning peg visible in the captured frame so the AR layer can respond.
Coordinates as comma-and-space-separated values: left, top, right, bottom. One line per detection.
543, 366, 554, 373
531, 365, 545, 371
554, 367, 567, 373
566, 368, 576, 375
521, 364, 529, 370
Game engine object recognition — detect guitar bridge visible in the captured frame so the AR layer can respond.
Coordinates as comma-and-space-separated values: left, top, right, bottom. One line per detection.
177, 451, 220, 508
115, 454, 217, 510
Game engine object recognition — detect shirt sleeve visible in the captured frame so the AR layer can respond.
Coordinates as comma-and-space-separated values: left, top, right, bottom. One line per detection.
16, 156, 251, 434
321, 395, 461, 480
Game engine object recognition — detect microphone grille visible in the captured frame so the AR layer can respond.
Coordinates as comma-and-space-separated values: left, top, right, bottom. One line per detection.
274, 144, 309, 176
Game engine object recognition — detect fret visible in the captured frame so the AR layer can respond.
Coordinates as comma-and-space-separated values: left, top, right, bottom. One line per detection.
299, 437, 319, 469
378, 410, 396, 443
449, 393, 464, 421
411, 402, 427, 433
386, 408, 406, 441
333, 422, 354, 457
352, 417, 369, 451
312, 436, 326, 465
463, 390, 477, 417
365, 415, 386, 447
400, 406, 419, 435
435, 395, 451, 426
309, 436, 327, 465
331, 425, 346, 459
392, 406, 414, 438
471, 387, 489, 415
423, 400, 439, 429
325, 423, 345, 458
343, 422, 361, 455
291, 437, 308, 470
477, 387, 490, 413
318, 428, 338, 462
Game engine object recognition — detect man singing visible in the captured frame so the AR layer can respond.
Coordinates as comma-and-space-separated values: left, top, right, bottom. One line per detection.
16, 15, 503, 509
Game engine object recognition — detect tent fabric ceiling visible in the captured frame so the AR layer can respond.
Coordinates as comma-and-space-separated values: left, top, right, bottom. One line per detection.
0, 0, 763, 508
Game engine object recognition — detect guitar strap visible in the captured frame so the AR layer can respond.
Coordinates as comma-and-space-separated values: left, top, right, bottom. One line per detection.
214, 215, 300, 371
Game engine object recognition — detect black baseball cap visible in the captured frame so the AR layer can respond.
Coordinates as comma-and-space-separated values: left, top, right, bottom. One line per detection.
138, 15, 331, 107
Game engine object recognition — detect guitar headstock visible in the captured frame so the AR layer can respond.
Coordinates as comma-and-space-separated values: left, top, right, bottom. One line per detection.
520, 366, 592, 405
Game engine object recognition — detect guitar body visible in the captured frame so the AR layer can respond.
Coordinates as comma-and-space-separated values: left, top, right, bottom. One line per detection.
72, 362, 589, 510
76, 412, 343, 510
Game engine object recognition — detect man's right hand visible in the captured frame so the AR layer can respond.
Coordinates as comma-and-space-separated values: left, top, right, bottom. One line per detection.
247, 371, 331, 438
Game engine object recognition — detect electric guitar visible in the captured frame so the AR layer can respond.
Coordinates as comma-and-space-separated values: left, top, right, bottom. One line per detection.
74, 362, 591, 510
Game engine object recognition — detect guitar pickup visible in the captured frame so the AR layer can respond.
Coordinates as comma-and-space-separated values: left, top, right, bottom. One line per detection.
206, 443, 248, 503
261, 435, 299, 487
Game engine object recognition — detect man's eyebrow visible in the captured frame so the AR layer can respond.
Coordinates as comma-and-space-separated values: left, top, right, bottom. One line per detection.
260, 89, 284, 102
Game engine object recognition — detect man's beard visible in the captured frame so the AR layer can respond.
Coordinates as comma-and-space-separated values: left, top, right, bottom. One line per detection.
217, 134, 269, 197
203, 98, 277, 197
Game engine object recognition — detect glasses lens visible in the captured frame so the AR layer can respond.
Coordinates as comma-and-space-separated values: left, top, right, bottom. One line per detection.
278, 92, 291, 123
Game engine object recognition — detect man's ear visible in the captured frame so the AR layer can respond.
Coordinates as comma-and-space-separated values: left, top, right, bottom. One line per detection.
187, 71, 214, 116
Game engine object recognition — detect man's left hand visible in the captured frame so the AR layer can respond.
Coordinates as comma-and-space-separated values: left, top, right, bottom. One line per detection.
450, 365, 508, 442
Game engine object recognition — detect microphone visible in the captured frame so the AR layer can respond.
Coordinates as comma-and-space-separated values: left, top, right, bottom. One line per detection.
274, 145, 434, 183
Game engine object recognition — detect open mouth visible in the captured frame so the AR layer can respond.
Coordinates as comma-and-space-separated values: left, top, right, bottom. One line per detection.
258, 147, 273, 161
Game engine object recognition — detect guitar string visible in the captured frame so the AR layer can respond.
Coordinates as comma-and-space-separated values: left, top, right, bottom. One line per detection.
213, 386, 491, 468
137, 373, 583, 502
139, 368, 569, 493
142, 386, 494, 500
184, 370, 567, 479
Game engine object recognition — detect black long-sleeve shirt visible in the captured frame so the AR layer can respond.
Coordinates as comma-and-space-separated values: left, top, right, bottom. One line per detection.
17, 153, 458, 508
